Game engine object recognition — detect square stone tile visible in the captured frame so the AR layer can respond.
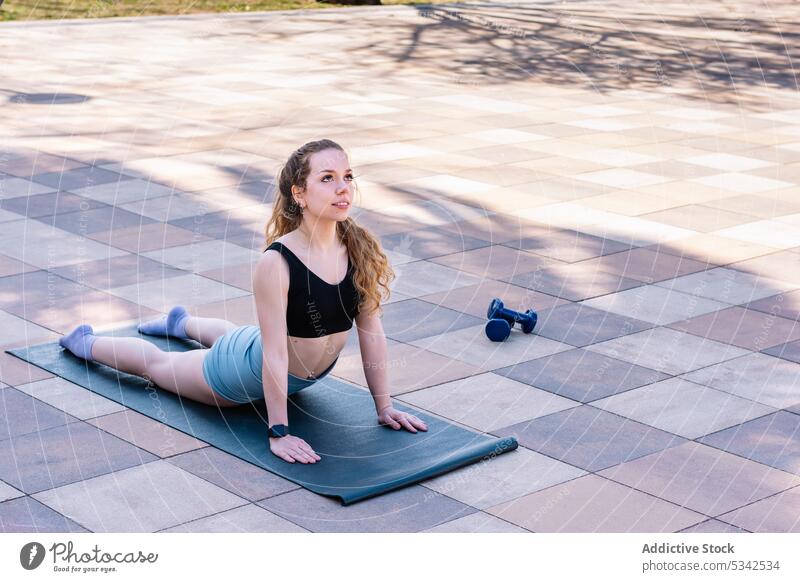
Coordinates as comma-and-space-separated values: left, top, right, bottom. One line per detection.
0, 349, 53, 387
87, 222, 211, 253
0, 191, 108, 218
380, 299, 484, 342
49, 252, 187, 290
141, 239, 260, 272
680, 153, 774, 172
0, 176, 55, 197
13, 378, 126, 420
505, 228, 632, 263
35, 205, 157, 235
656, 266, 799, 305
380, 227, 489, 260
641, 204, 758, 232
0, 387, 77, 442
575, 248, 711, 283
0, 217, 128, 269
714, 219, 800, 249
69, 178, 177, 205
420, 279, 568, 320
534, 303, 654, 347
486, 474, 705, 533
504, 263, 644, 302
495, 348, 669, 403
428, 245, 558, 279
580, 216, 698, 247
581, 284, 728, 325
333, 342, 483, 395
375, 198, 491, 228
703, 194, 800, 220
643, 233, 780, 265
257, 485, 475, 532
33, 460, 247, 532
1, 421, 158, 494
717, 486, 800, 532
668, 306, 800, 351
107, 272, 251, 312
166, 447, 299, 501
159, 503, 307, 532
389, 260, 484, 297
729, 250, 800, 286
420, 446, 585, 509
594, 377, 776, 439
698, 411, 800, 475
690, 172, 793, 194
764, 339, 800, 364
435, 212, 532, 245
598, 441, 800, 515
495, 405, 685, 472
0, 151, 85, 178
398, 373, 578, 432
119, 191, 212, 221
87, 410, 207, 458
29, 166, 133, 191
423, 512, 528, 533
517, 201, 620, 231
681, 352, 800, 408
0, 497, 89, 533
575, 168, 671, 189
409, 324, 573, 371
585, 327, 750, 375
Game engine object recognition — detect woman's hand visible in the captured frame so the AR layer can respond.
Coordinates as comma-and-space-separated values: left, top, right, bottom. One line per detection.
378, 406, 428, 433
269, 435, 321, 464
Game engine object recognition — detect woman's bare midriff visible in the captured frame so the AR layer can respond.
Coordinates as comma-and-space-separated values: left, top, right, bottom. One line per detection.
286, 329, 349, 379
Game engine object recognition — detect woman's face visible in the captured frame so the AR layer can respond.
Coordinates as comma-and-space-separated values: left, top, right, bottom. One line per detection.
293, 148, 354, 222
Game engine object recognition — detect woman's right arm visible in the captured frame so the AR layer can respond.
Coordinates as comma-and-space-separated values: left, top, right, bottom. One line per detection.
253, 251, 321, 464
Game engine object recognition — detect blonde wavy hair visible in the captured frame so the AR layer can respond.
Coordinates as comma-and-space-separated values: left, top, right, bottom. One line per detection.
261, 139, 395, 317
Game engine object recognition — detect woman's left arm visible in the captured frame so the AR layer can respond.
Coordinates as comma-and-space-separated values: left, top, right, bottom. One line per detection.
355, 309, 427, 433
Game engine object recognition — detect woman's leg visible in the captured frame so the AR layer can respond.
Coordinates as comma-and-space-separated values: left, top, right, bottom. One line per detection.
90, 336, 241, 407
183, 316, 238, 348
138, 305, 238, 348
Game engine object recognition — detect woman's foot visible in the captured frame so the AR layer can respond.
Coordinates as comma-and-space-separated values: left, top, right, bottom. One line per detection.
137, 305, 191, 339
59, 324, 97, 360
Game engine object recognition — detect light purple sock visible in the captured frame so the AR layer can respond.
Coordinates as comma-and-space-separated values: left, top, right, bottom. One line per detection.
137, 305, 190, 339
59, 324, 97, 361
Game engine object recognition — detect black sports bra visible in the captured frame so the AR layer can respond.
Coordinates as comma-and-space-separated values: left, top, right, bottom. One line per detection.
264, 241, 360, 338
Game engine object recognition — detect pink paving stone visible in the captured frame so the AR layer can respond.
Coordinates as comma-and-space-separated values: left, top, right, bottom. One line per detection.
485, 474, 706, 532
598, 441, 800, 515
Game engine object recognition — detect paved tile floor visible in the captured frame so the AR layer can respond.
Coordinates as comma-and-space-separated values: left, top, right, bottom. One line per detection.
1, 1, 799, 532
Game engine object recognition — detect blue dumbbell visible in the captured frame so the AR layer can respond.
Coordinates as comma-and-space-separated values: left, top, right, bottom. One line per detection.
487, 298, 538, 334
485, 318, 512, 342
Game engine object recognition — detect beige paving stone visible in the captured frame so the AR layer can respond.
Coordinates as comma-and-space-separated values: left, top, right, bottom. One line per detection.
389, 260, 483, 297
409, 324, 573, 371
398, 372, 579, 432
140, 240, 261, 272
87, 409, 208, 458
713, 219, 800, 249
33, 460, 248, 533
421, 446, 585, 510
486, 474, 705, 533
585, 327, 750, 375
14, 378, 127, 421
643, 233, 781, 265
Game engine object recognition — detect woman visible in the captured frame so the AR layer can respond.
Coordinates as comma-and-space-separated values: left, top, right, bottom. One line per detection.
59, 139, 428, 465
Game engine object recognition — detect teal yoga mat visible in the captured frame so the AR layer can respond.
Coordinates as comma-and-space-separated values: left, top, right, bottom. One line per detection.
6, 324, 518, 505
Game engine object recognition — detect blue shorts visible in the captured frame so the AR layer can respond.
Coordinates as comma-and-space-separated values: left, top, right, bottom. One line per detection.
201, 325, 338, 404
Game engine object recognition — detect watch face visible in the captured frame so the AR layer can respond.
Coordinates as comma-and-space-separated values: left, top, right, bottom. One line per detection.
269, 424, 288, 437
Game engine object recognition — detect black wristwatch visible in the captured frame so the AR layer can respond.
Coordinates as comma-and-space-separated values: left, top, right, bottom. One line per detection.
268, 424, 289, 438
